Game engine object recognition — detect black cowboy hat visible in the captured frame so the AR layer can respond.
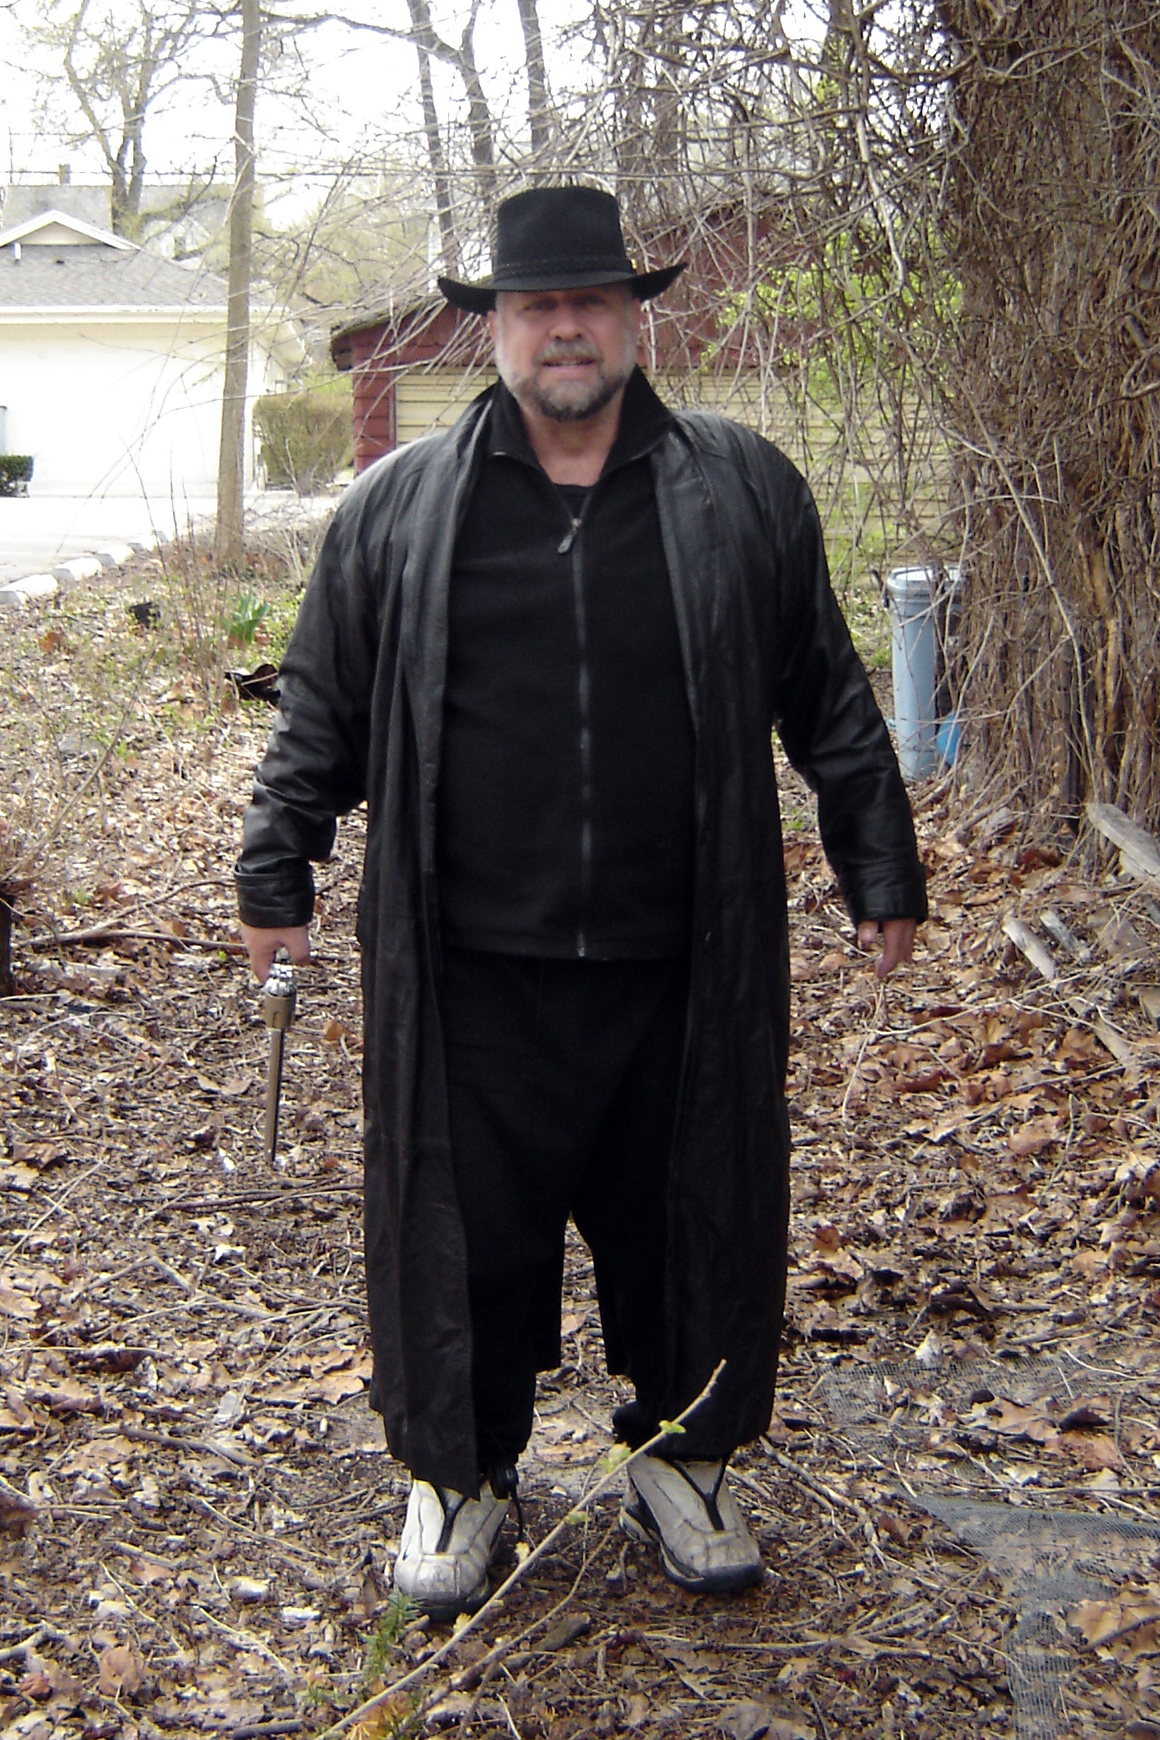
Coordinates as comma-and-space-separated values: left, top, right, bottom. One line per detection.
437, 186, 685, 315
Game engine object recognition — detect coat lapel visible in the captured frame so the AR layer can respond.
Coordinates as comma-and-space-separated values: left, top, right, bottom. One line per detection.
398, 400, 494, 882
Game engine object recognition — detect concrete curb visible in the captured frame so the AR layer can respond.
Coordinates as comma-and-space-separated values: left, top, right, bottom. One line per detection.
0, 572, 59, 607
0, 543, 145, 609
92, 541, 141, 567
51, 554, 104, 586
0, 491, 334, 608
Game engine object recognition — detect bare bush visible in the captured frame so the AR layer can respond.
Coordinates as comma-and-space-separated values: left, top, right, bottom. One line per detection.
360, 0, 1158, 827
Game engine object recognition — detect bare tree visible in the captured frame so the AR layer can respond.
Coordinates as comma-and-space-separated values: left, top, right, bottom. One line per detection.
934, 0, 1160, 827
303, 0, 555, 260
214, 0, 260, 568
568, 0, 1160, 828
515, 0, 552, 159
414, 35, 459, 275
28, 0, 216, 235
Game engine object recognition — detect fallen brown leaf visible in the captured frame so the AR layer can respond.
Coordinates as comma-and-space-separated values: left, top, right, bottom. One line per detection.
97, 1643, 143, 1698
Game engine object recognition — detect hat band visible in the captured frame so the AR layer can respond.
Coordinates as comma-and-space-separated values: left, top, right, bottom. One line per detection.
493, 252, 634, 279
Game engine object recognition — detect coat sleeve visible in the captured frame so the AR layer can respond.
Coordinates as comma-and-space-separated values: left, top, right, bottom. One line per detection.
764, 458, 927, 927
235, 485, 382, 929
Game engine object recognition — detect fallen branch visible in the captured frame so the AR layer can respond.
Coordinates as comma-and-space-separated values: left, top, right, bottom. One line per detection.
1001, 913, 1057, 982
420, 1532, 612, 1731
28, 923, 245, 954
165, 1185, 362, 1211
0, 1624, 68, 1665
840, 982, 886, 1122
312, 1361, 726, 1740
1083, 1607, 1160, 1651
1001, 909, 1138, 1067
226, 1723, 305, 1739
806, 1685, 833, 1740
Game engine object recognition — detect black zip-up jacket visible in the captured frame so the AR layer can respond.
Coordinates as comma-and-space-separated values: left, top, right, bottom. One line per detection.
439, 373, 695, 957
237, 371, 927, 1494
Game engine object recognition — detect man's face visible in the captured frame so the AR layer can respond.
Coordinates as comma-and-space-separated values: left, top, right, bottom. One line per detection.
489, 284, 642, 424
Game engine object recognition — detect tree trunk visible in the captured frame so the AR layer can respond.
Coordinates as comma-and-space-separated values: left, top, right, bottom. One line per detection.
938, 0, 1160, 827
215, 0, 260, 571
415, 42, 459, 275
516, 0, 552, 158
456, 26, 497, 211
405, 0, 495, 219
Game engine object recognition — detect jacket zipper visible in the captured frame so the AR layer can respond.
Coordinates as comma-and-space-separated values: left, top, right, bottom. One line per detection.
558, 509, 592, 958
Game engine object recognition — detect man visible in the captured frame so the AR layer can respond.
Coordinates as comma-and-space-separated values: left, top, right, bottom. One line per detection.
236, 185, 926, 1617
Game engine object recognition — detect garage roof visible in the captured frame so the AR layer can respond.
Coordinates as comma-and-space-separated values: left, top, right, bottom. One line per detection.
0, 207, 229, 316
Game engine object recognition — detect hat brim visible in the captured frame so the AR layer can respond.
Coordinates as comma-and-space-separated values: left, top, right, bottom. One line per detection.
438, 261, 686, 315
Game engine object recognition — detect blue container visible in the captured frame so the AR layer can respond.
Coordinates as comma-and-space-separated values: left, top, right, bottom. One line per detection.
936, 712, 961, 766
885, 565, 943, 781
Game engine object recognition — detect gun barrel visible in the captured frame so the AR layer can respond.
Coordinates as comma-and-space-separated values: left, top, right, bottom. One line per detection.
265, 1026, 287, 1166
261, 959, 297, 1167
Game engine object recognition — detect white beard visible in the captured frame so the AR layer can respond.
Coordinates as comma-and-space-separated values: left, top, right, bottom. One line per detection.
495, 333, 636, 424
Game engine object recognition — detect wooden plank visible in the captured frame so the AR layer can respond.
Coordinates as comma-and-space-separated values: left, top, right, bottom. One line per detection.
397, 368, 495, 443
1094, 907, 1150, 964
1003, 909, 1141, 1067
1002, 913, 1057, 981
1086, 800, 1160, 885
1041, 907, 1089, 962
1091, 1013, 1136, 1067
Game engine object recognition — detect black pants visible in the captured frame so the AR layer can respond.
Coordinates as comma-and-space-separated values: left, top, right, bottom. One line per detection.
441, 947, 690, 1469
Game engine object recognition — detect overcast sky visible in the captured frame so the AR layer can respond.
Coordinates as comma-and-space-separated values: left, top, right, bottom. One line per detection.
0, 0, 825, 229
0, 0, 560, 222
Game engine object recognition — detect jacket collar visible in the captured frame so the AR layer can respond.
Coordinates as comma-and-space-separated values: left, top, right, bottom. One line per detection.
487, 365, 674, 476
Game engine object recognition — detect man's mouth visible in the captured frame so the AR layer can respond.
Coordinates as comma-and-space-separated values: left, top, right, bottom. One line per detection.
539, 351, 599, 369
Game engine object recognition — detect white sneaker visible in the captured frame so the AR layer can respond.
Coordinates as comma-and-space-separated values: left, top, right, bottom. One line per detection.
393, 1477, 509, 1619
621, 1456, 763, 1593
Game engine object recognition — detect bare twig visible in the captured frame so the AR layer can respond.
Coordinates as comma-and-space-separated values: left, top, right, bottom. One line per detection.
28, 924, 244, 953
312, 1363, 725, 1740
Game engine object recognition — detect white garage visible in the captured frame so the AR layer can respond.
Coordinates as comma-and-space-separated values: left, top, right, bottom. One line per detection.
0, 208, 300, 498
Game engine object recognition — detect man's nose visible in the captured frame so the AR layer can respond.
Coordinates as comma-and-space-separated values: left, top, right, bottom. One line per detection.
547, 301, 584, 336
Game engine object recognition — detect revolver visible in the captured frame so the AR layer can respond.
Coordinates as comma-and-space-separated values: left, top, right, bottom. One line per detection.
262, 954, 297, 1168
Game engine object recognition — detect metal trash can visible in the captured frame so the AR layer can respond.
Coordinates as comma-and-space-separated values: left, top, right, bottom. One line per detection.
885, 565, 960, 781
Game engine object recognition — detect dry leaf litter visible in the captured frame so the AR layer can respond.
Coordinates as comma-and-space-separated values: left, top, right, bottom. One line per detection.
2, 566, 1160, 1740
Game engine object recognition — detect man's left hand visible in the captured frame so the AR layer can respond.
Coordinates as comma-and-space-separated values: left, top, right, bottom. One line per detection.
856, 917, 917, 981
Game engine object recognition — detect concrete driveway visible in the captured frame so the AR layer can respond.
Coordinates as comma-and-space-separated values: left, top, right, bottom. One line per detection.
0, 488, 335, 595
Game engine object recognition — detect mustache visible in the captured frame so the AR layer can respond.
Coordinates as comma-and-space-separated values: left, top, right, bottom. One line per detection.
536, 342, 601, 365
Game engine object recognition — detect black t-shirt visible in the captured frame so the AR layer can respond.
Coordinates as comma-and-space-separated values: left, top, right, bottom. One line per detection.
437, 372, 696, 959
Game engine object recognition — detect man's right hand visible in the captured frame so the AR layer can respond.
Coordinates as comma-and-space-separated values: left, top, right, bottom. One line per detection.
240, 923, 311, 983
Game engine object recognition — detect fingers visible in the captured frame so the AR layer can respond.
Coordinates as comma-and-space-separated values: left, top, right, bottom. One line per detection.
240, 924, 311, 982
249, 935, 280, 982
856, 918, 917, 980
282, 928, 312, 967
876, 918, 916, 979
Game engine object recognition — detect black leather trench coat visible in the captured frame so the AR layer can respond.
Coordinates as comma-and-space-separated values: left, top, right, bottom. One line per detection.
237, 377, 927, 1495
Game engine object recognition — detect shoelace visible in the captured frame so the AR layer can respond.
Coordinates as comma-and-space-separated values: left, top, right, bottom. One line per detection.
432, 1463, 526, 1554
487, 1460, 527, 1547
433, 1491, 466, 1553
668, 1458, 728, 1532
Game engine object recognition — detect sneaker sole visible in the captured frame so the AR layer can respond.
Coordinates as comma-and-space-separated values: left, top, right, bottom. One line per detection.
620, 1498, 763, 1594
393, 1489, 509, 1622
394, 1568, 490, 1623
